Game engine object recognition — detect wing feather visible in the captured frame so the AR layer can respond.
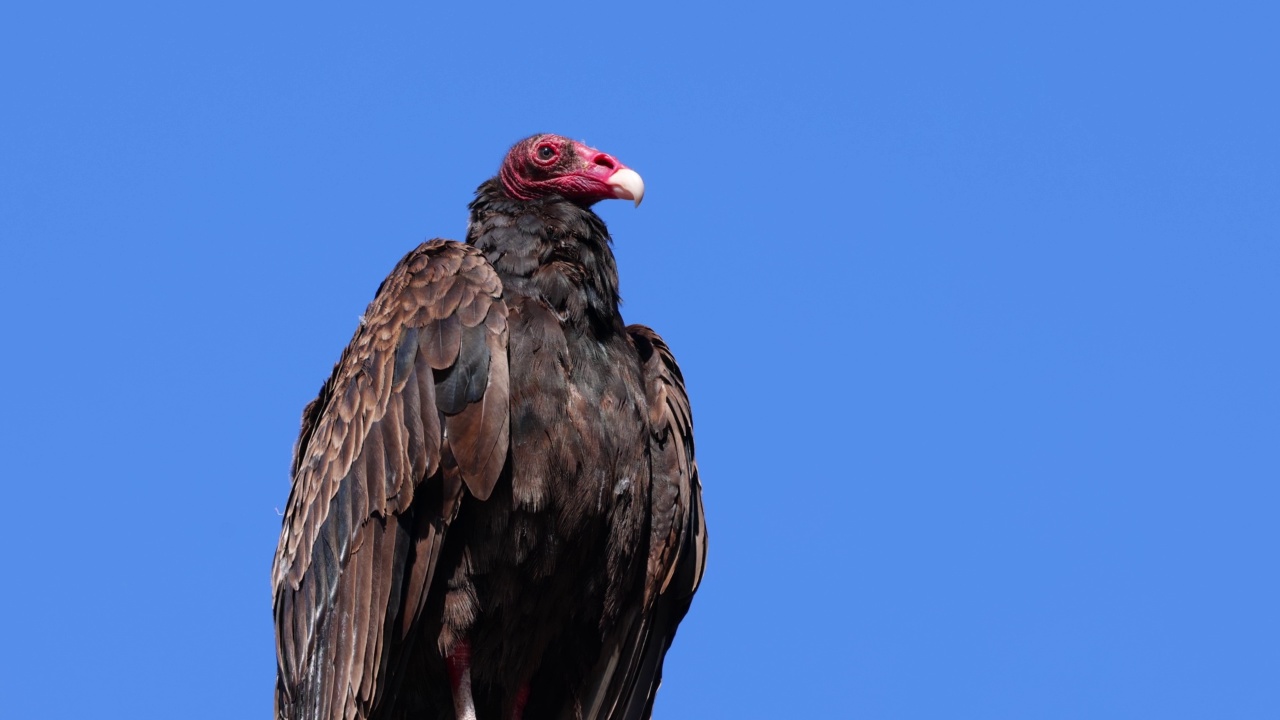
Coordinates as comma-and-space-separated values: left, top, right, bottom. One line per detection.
273, 240, 509, 720
581, 326, 707, 720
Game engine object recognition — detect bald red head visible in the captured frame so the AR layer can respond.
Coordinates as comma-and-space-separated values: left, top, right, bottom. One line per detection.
498, 134, 644, 207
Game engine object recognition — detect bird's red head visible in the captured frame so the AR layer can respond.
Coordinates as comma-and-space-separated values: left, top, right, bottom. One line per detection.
498, 134, 645, 207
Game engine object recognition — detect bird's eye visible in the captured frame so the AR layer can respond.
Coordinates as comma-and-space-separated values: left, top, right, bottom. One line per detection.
537, 145, 556, 161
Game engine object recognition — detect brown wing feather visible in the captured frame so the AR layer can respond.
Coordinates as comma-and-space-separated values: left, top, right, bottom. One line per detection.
273, 240, 509, 720
582, 326, 708, 720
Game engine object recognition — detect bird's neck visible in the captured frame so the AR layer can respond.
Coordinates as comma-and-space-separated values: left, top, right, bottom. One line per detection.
467, 179, 624, 337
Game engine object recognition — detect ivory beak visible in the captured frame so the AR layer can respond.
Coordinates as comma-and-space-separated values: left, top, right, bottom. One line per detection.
608, 168, 645, 207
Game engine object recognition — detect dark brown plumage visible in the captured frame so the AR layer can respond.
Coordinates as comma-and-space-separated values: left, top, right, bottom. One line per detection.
272, 135, 706, 720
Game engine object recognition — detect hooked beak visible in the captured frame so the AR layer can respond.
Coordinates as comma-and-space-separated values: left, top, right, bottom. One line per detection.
608, 168, 645, 207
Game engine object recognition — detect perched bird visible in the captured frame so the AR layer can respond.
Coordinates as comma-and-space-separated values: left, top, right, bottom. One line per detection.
272, 135, 707, 720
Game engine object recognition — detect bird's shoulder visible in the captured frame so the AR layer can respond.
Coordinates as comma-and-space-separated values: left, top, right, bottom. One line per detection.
275, 238, 507, 591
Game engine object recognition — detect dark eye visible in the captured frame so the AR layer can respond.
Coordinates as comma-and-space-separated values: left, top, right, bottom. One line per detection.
537, 145, 556, 161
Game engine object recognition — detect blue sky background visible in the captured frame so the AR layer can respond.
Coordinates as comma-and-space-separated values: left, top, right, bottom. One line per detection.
2, 2, 1277, 718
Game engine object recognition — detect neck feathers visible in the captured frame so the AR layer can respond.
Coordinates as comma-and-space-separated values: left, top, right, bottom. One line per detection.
467, 180, 623, 335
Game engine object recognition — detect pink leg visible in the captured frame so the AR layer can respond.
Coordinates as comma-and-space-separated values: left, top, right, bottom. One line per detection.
445, 640, 477, 720
510, 683, 530, 720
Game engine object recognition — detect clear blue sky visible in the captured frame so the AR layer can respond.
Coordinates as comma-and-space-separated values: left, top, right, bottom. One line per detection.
2, 2, 1276, 718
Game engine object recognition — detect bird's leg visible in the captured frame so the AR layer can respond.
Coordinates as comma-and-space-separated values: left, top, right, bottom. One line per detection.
445, 639, 478, 720
509, 683, 530, 720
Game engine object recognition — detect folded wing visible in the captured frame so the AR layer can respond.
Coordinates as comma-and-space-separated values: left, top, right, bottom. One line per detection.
272, 240, 509, 720
580, 326, 708, 720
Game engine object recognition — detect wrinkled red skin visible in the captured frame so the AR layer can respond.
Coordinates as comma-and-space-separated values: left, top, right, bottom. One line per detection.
499, 134, 629, 206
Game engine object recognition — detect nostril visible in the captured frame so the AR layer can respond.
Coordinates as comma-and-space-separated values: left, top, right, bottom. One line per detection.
593, 153, 618, 170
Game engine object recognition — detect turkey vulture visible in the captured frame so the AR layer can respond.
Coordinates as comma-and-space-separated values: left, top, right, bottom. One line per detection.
272, 134, 707, 720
